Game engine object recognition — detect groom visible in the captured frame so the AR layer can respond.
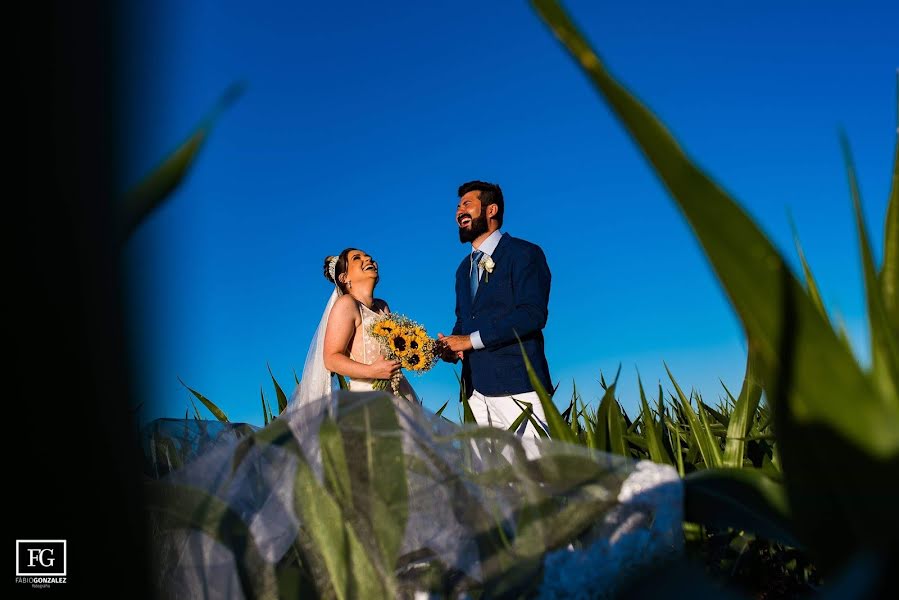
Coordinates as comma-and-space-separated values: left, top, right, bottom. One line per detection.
439, 180, 552, 444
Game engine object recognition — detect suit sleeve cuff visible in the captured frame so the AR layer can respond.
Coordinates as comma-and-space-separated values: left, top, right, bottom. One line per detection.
469, 331, 485, 350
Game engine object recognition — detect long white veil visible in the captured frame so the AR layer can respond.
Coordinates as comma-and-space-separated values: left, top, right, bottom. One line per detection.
287, 288, 341, 410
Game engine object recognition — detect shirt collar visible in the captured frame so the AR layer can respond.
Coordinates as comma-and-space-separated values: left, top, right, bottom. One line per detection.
472, 230, 503, 257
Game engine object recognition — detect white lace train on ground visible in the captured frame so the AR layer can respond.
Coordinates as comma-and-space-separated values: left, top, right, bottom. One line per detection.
144, 390, 683, 598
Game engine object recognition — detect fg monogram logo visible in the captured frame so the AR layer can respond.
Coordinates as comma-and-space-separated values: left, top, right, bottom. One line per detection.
16, 540, 67, 576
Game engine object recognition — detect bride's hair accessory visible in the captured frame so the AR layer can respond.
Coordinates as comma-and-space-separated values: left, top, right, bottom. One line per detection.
324, 249, 359, 296
327, 256, 338, 282
323, 255, 344, 296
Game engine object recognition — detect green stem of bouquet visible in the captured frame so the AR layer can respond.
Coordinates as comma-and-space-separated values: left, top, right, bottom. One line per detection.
372, 372, 412, 402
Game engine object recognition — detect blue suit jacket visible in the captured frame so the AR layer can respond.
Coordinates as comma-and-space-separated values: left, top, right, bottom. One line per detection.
452, 233, 553, 397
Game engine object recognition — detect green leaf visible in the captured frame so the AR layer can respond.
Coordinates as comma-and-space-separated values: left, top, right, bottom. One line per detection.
569, 382, 580, 436
789, 214, 829, 322
684, 468, 798, 547
638, 374, 672, 465
698, 399, 729, 428
668, 420, 685, 478
594, 384, 610, 452
121, 82, 245, 243
337, 392, 409, 574
454, 370, 477, 424
666, 365, 722, 468
336, 373, 349, 390
624, 407, 638, 435
267, 363, 289, 414
319, 418, 353, 505
255, 405, 397, 598
579, 396, 598, 450
843, 136, 899, 405
261, 387, 269, 426
530, 0, 899, 458
512, 397, 550, 439
178, 376, 228, 422
508, 400, 534, 433
435, 399, 449, 417
696, 393, 724, 467
882, 79, 899, 331
624, 433, 648, 450
145, 481, 278, 598
607, 395, 627, 457
188, 394, 202, 421
516, 336, 577, 445
723, 344, 764, 468
293, 446, 389, 599
594, 365, 623, 454
560, 395, 574, 424
461, 391, 484, 428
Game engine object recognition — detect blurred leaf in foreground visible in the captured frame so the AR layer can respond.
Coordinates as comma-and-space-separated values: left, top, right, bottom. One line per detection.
120, 82, 245, 243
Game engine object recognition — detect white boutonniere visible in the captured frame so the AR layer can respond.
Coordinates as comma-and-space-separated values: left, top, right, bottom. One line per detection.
479, 254, 495, 283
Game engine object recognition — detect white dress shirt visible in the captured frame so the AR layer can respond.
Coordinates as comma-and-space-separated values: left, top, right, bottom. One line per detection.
468, 229, 503, 350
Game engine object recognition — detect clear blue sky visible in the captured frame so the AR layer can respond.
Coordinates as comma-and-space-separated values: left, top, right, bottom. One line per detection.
122, 0, 897, 426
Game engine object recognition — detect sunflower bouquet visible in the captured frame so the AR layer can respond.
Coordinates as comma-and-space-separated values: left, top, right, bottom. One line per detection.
367, 314, 439, 396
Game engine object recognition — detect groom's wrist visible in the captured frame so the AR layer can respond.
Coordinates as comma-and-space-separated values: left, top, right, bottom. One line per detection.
469, 331, 484, 350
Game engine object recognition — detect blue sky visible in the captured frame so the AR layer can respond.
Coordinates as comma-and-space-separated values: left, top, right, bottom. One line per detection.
122, 0, 897, 425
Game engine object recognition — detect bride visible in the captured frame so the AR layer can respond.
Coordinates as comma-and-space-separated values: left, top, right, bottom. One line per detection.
289, 248, 421, 407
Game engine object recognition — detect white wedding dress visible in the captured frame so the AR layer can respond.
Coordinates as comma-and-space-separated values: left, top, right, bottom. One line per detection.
142, 289, 684, 599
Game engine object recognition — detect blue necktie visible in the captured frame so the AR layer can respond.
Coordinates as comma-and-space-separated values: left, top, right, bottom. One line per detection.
470, 250, 484, 299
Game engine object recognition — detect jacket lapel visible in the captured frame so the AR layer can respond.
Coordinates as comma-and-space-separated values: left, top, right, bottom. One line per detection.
472, 233, 509, 307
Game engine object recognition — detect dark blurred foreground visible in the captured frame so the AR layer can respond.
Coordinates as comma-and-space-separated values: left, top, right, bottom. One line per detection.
12, 1, 148, 596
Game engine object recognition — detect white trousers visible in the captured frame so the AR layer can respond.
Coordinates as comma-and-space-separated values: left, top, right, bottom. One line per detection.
468, 389, 549, 459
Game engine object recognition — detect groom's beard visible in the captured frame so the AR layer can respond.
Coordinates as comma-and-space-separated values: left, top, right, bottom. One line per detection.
458, 213, 489, 243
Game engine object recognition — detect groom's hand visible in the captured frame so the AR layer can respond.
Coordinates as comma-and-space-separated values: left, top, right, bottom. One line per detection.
436, 333, 464, 362
441, 334, 473, 354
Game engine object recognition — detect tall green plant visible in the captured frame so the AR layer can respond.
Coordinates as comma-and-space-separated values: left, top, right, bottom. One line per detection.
532, 0, 899, 581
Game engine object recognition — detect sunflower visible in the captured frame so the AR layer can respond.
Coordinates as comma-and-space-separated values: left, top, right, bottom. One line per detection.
388, 332, 411, 356
407, 333, 422, 352
372, 319, 397, 337
402, 350, 425, 371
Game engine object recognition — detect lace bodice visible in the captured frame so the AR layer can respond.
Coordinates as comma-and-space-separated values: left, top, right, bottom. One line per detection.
349, 302, 385, 366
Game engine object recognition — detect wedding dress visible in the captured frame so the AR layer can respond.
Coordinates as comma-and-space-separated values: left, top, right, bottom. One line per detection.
142, 290, 684, 599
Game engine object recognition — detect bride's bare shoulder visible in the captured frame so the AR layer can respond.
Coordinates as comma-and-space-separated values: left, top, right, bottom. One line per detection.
334, 294, 356, 308
331, 294, 361, 317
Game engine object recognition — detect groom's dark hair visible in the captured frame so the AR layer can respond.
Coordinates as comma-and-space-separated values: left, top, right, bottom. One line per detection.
458, 180, 504, 228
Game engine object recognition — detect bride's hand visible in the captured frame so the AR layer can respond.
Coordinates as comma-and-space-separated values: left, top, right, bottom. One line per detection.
368, 356, 401, 380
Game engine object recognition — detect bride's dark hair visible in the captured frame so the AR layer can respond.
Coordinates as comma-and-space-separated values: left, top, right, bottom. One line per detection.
323, 248, 357, 294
